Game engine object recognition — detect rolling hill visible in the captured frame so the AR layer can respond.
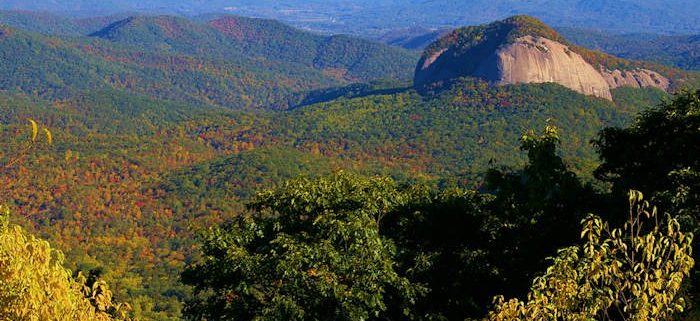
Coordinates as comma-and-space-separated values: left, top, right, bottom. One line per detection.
0, 10, 124, 35
0, 15, 418, 110
91, 15, 418, 82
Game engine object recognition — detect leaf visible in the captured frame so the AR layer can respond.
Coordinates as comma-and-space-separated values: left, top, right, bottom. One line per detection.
28, 118, 38, 142
42, 127, 53, 145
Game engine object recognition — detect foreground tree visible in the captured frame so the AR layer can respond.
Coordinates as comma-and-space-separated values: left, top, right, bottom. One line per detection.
482, 124, 602, 304
182, 172, 421, 321
1, 121, 132, 320
0, 205, 132, 321
594, 89, 700, 228
594, 89, 700, 318
486, 191, 694, 321
382, 188, 498, 320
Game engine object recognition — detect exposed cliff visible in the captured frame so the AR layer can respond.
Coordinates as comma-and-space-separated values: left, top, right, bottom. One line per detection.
415, 16, 676, 100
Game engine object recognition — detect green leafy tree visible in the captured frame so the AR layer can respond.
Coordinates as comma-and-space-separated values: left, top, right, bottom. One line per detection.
594, 89, 700, 318
382, 125, 605, 321
181, 172, 421, 321
594, 89, 700, 226
487, 191, 695, 321
482, 124, 602, 302
381, 188, 498, 320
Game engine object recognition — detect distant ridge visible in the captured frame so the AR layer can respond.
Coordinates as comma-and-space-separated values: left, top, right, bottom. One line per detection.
88, 15, 419, 83
0, 15, 418, 110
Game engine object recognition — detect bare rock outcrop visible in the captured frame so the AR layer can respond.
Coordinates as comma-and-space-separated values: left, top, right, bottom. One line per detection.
601, 68, 670, 91
414, 16, 673, 100
480, 36, 613, 100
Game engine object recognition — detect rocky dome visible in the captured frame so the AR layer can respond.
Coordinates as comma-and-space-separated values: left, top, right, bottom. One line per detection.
415, 16, 671, 100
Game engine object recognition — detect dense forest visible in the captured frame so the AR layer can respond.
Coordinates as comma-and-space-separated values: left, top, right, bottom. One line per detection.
0, 15, 417, 110
0, 11, 699, 321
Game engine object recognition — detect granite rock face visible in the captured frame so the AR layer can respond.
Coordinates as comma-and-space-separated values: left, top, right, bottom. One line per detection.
601, 68, 670, 91
415, 17, 671, 100
481, 36, 614, 99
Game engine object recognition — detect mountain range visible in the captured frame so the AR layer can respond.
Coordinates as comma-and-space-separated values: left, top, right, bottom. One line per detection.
0, 12, 697, 321
0, 14, 417, 110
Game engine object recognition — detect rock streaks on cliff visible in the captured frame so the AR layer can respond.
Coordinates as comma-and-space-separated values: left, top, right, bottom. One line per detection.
415, 16, 673, 100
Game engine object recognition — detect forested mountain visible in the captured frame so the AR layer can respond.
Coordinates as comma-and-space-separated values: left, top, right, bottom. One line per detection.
0, 12, 698, 321
0, 10, 124, 35
90, 15, 418, 82
3, 9, 697, 75
0, 80, 669, 320
0, 15, 417, 110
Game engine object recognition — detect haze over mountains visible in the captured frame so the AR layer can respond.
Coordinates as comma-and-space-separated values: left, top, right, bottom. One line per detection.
0, 0, 698, 35
560, 28, 700, 71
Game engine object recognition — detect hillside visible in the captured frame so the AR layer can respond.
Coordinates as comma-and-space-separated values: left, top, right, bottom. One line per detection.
415, 16, 692, 100
0, 10, 124, 35
0, 16, 417, 110
0, 72, 671, 320
89, 15, 418, 82
0, 24, 335, 109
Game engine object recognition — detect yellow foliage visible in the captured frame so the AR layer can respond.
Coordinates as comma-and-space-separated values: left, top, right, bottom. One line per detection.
27, 119, 38, 142
486, 191, 695, 321
42, 128, 53, 145
0, 205, 132, 321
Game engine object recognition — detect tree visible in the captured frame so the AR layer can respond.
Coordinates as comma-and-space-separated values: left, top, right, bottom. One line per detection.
381, 188, 498, 320
486, 191, 695, 321
594, 89, 700, 227
482, 124, 602, 303
181, 172, 421, 321
0, 205, 132, 321
594, 90, 700, 317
